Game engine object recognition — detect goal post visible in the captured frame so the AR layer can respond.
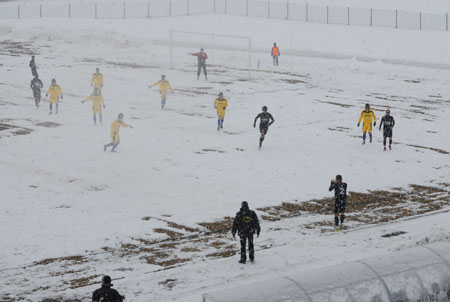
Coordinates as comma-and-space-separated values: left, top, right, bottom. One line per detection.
169, 30, 252, 79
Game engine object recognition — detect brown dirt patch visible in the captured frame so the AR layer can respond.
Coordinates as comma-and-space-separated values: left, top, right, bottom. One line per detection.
35, 122, 61, 128
34, 255, 87, 266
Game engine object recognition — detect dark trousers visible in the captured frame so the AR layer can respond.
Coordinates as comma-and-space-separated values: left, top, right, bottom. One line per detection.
240, 233, 254, 261
197, 63, 207, 78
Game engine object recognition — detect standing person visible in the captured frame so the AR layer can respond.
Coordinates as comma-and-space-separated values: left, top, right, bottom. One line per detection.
82, 89, 105, 125
231, 201, 261, 264
357, 103, 376, 144
329, 175, 347, 231
379, 109, 395, 151
271, 42, 280, 66
46, 79, 63, 114
29, 55, 38, 77
149, 75, 173, 109
253, 106, 275, 148
213, 92, 228, 131
92, 275, 124, 302
190, 48, 208, 80
91, 68, 104, 93
30, 75, 43, 108
104, 113, 133, 152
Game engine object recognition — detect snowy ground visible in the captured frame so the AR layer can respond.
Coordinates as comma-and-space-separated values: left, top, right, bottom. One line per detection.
1, 14, 450, 301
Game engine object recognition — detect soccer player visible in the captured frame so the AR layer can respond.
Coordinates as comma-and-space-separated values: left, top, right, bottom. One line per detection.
46, 79, 63, 114
149, 75, 173, 109
190, 48, 208, 80
357, 103, 376, 144
379, 109, 395, 151
104, 113, 133, 152
253, 106, 275, 148
271, 42, 280, 66
30, 75, 43, 108
91, 68, 103, 93
329, 175, 347, 231
213, 92, 228, 131
92, 275, 124, 302
29, 55, 38, 77
82, 89, 105, 125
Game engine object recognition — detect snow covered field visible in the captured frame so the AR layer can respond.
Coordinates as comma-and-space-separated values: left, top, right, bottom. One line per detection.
1, 13, 450, 302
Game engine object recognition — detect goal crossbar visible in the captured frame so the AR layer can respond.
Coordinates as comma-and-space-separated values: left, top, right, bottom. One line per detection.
170, 30, 252, 79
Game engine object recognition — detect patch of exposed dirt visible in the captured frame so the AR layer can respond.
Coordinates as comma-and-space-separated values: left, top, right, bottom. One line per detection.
66, 274, 101, 289
0, 40, 36, 56
381, 231, 407, 238
318, 100, 354, 108
280, 78, 308, 84
406, 144, 449, 155
159, 278, 178, 290
201, 148, 226, 153
35, 122, 61, 128
34, 255, 87, 266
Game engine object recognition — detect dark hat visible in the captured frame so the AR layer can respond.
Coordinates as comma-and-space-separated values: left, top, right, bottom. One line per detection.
241, 201, 249, 208
262, 106, 268, 111
102, 275, 113, 286
336, 175, 342, 181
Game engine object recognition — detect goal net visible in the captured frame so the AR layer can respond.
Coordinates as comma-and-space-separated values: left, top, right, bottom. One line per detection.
169, 30, 252, 79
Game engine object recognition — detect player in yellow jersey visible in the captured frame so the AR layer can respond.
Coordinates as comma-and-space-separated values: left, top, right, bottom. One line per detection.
149, 75, 173, 109
91, 68, 103, 93
46, 79, 63, 114
357, 103, 376, 144
104, 113, 133, 152
214, 92, 228, 131
82, 89, 105, 125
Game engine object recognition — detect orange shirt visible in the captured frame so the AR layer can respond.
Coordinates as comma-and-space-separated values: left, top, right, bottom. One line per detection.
272, 46, 279, 56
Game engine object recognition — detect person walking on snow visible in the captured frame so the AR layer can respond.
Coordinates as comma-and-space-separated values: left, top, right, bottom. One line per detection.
46, 79, 63, 114
30, 75, 43, 108
357, 103, 376, 144
92, 275, 124, 302
232, 201, 260, 264
91, 68, 104, 93
29, 55, 38, 77
104, 113, 133, 152
149, 75, 173, 109
213, 92, 228, 131
329, 175, 347, 231
271, 42, 280, 66
190, 48, 208, 80
82, 88, 105, 125
253, 106, 275, 148
379, 109, 395, 151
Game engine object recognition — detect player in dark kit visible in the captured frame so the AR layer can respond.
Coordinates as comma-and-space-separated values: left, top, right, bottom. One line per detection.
92, 275, 124, 302
253, 106, 274, 148
379, 109, 395, 151
232, 201, 261, 264
29, 55, 38, 77
329, 175, 347, 231
30, 75, 43, 108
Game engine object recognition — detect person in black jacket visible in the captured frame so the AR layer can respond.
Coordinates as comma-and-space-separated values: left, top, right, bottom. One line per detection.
232, 201, 261, 264
92, 275, 125, 302
29, 55, 38, 77
253, 106, 275, 149
30, 75, 43, 108
379, 109, 395, 151
329, 175, 347, 230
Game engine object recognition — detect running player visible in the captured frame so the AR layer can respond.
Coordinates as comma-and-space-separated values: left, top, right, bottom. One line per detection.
149, 75, 173, 109
213, 92, 228, 131
253, 106, 275, 148
91, 68, 103, 93
379, 109, 395, 151
82, 89, 105, 125
357, 103, 376, 144
329, 175, 347, 231
30, 75, 43, 108
104, 113, 133, 152
46, 79, 63, 114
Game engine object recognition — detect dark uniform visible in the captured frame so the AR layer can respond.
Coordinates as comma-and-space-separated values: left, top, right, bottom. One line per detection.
255, 112, 274, 134
329, 181, 347, 227
380, 115, 395, 138
30, 77, 43, 107
29, 57, 38, 77
92, 287, 124, 302
232, 202, 260, 263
